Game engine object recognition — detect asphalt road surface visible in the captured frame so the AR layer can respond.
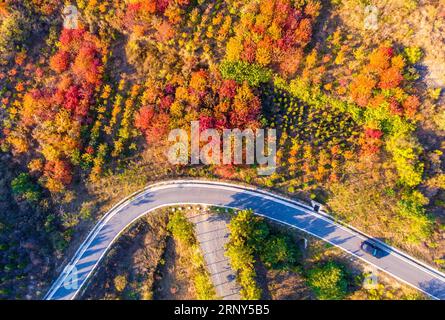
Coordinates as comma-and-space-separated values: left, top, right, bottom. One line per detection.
45, 180, 445, 300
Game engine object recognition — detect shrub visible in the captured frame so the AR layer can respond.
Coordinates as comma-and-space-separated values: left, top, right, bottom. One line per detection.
238, 267, 262, 300
168, 211, 216, 299
385, 133, 424, 187
167, 211, 195, 245
11, 173, 41, 202
434, 110, 445, 131
220, 60, 272, 87
397, 190, 433, 243
226, 242, 255, 271
194, 273, 216, 300
307, 261, 348, 300
114, 275, 127, 292
226, 210, 266, 300
260, 235, 299, 269
228, 209, 269, 248
404, 47, 423, 65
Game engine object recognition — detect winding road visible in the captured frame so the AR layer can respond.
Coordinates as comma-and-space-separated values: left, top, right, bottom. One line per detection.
44, 180, 445, 300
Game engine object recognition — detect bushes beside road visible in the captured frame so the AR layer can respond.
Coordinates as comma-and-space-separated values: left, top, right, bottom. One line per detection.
167, 211, 216, 300
226, 209, 350, 300
306, 261, 348, 300
226, 209, 302, 299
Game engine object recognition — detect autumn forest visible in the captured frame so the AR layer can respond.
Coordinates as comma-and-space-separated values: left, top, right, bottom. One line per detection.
0, 0, 444, 300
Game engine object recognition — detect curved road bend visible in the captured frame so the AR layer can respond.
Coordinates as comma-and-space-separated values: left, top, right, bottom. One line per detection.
44, 180, 445, 300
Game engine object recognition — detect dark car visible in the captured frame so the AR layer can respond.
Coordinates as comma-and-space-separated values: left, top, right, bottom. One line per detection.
361, 241, 387, 259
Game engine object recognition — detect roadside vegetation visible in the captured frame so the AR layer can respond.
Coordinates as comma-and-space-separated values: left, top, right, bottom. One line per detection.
82, 210, 170, 300
225, 209, 426, 300
167, 210, 216, 300
306, 261, 347, 300
83, 207, 215, 300
80, 206, 427, 300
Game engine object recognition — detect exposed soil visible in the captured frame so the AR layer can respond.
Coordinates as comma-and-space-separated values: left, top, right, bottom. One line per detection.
267, 270, 315, 300
153, 237, 196, 300
81, 211, 169, 300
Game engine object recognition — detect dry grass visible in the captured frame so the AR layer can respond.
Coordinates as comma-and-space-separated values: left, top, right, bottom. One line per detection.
153, 237, 197, 300
81, 211, 169, 300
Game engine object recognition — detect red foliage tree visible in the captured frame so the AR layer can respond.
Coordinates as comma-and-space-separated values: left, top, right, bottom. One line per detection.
360, 128, 384, 156
214, 165, 235, 179
63, 85, 81, 112
230, 86, 261, 128
140, 0, 157, 13
199, 115, 216, 131
134, 105, 155, 133
389, 98, 403, 115
20, 89, 54, 127
72, 43, 102, 85
294, 18, 313, 45
368, 46, 393, 73
189, 70, 208, 94
219, 79, 238, 99
349, 74, 377, 107
159, 95, 174, 110
59, 28, 86, 53
225, 0, 319, 78
44, 159, 73, 186
155, 21, 175, 42
241, 40, 257, 64
156, 0, 170, 13
175, 0, 190, 6
145, 112, 170, 144
378, 66, 403, 89
365, 128, 383, 140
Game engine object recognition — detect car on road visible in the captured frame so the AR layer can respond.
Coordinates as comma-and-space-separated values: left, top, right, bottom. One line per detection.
361, 241, 388, 258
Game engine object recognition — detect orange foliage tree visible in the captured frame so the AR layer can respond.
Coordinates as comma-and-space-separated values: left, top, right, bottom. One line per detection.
5, 28, 105, 192
349, 44, 421, 119
225, 0, 321, 78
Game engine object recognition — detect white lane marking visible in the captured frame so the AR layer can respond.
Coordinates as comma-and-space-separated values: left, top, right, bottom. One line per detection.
253, 212, 441, 301
45, 181, 445, 300
184, 184, 445, 282
52, 179, 445, 281
166, 183, 445, 283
